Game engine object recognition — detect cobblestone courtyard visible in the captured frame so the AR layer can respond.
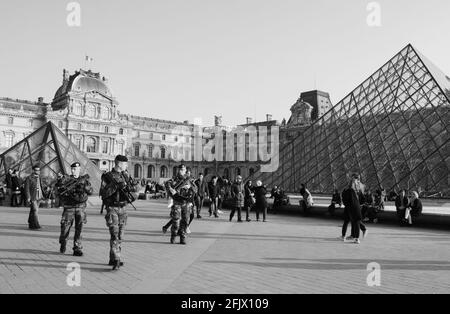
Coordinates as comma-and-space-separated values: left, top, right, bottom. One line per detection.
0, 200, 449, 294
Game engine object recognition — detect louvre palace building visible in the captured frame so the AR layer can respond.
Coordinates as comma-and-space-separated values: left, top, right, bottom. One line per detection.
1, 44, 449, 197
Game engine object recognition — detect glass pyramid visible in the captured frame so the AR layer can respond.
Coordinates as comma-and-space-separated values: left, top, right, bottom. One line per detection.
0, 122, 102, 194
251, 44, 450, 198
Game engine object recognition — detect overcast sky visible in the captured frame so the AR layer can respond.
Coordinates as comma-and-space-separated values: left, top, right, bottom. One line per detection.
0, 0, 449, 126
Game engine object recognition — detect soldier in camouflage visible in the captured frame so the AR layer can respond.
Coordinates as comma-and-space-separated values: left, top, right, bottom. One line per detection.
166, 164, 197, 245
56, 162, 93, 256
100, 155, 138, 270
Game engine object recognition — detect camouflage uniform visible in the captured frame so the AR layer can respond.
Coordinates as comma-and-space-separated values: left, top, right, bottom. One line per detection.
166, 174, 197, 244
100, 169, 138, 267
56, 174, 93, 256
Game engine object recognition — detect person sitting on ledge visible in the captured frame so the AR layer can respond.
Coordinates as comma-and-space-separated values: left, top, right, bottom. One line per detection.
404, 191, 422, 226
395, 189, 409, 226
328, 189, 342, 216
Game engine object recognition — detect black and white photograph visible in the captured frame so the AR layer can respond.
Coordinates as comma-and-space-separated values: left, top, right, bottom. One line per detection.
0, 0, 449, 300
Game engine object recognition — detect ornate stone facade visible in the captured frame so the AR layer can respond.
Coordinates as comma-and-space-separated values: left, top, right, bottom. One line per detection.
1, 68, 328, 183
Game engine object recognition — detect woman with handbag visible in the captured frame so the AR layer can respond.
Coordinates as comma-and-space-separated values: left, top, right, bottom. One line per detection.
254, 181, 268, 222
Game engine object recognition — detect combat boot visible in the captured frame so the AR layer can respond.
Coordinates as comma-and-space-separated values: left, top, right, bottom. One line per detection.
73, 250, 83, 257
180, 237, 187, 245
170, 236, 176, 244
60, 243, 66, 254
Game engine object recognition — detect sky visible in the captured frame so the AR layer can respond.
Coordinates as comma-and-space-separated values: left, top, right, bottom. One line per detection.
0, 0, 449, 126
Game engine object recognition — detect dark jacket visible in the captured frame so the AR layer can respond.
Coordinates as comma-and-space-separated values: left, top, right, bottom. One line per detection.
5, 173, 12, 189
208, 181, 220, 199
196, 179, 209, 198
231, 182, 245, 208
331, 192, 342, 205
395, 195, 409, 210
409, 198, 423, 217
253, 186, 267, 209
24, 175, 45, 201
244, 184, 255, 207
342, 188, 362, 221
11, 176, 22, 193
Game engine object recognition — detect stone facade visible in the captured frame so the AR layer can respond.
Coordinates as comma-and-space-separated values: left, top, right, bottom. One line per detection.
0, 68, 329, 183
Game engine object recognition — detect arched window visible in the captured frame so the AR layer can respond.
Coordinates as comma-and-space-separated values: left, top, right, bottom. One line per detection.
204, 168, 209, 176
119, 128, 124, 135
249, 168, 255, 176
160, 146, 166, 159
134, 164, 142, 178
147, 165, 155, 178
160, 166, 168, 178
104, 126, 109, 133
86, 137, 96, 153
173, 166, 178, 177
223, 168, 229, 179
8, 117, 14, 125
235, 167, 241, 177
147, 145, 153, 158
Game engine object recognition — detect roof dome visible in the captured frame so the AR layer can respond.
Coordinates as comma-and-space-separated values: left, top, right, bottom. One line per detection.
53, 69, 112, 103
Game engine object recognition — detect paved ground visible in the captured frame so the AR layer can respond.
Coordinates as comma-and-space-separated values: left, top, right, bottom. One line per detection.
0, 199, 449, 294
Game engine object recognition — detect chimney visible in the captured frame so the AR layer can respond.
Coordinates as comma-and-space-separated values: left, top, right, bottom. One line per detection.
266, 114, 272, 121
63, 69, 69, 83
246, 117, 253, 124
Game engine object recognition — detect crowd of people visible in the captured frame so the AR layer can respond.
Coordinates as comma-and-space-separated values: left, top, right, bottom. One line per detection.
0, 163, 427, 257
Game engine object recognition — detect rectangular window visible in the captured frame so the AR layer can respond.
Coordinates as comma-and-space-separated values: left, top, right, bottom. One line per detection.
118, 143, 124, 155
134, 145, 140, 157
5, 133, 14, 147
102, 141, 108, 154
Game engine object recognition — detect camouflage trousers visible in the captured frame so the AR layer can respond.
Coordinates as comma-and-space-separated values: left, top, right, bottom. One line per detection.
170, 202, 189, 239
105, 206, 127, 263
59, 205, 87, 253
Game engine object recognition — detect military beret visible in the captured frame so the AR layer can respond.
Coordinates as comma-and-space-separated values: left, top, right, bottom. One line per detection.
71, 162, 81, 168
115, 155, 128, 162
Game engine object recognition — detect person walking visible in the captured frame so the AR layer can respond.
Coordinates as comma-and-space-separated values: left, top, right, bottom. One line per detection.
24, 165, 46, 230
194, 173, 208, 219
100, 155, 139, 270
253, 181, 268, 222
11, 170, 22, 207
244, 180, 254, 222
229, 175, 244, 222
208, 176, 220, 218
56, 162, 93, 256
341, 174, 367, 244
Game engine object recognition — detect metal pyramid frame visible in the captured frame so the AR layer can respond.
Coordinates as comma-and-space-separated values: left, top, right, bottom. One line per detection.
250, 44, 450, 198
0, 122, 102, 194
